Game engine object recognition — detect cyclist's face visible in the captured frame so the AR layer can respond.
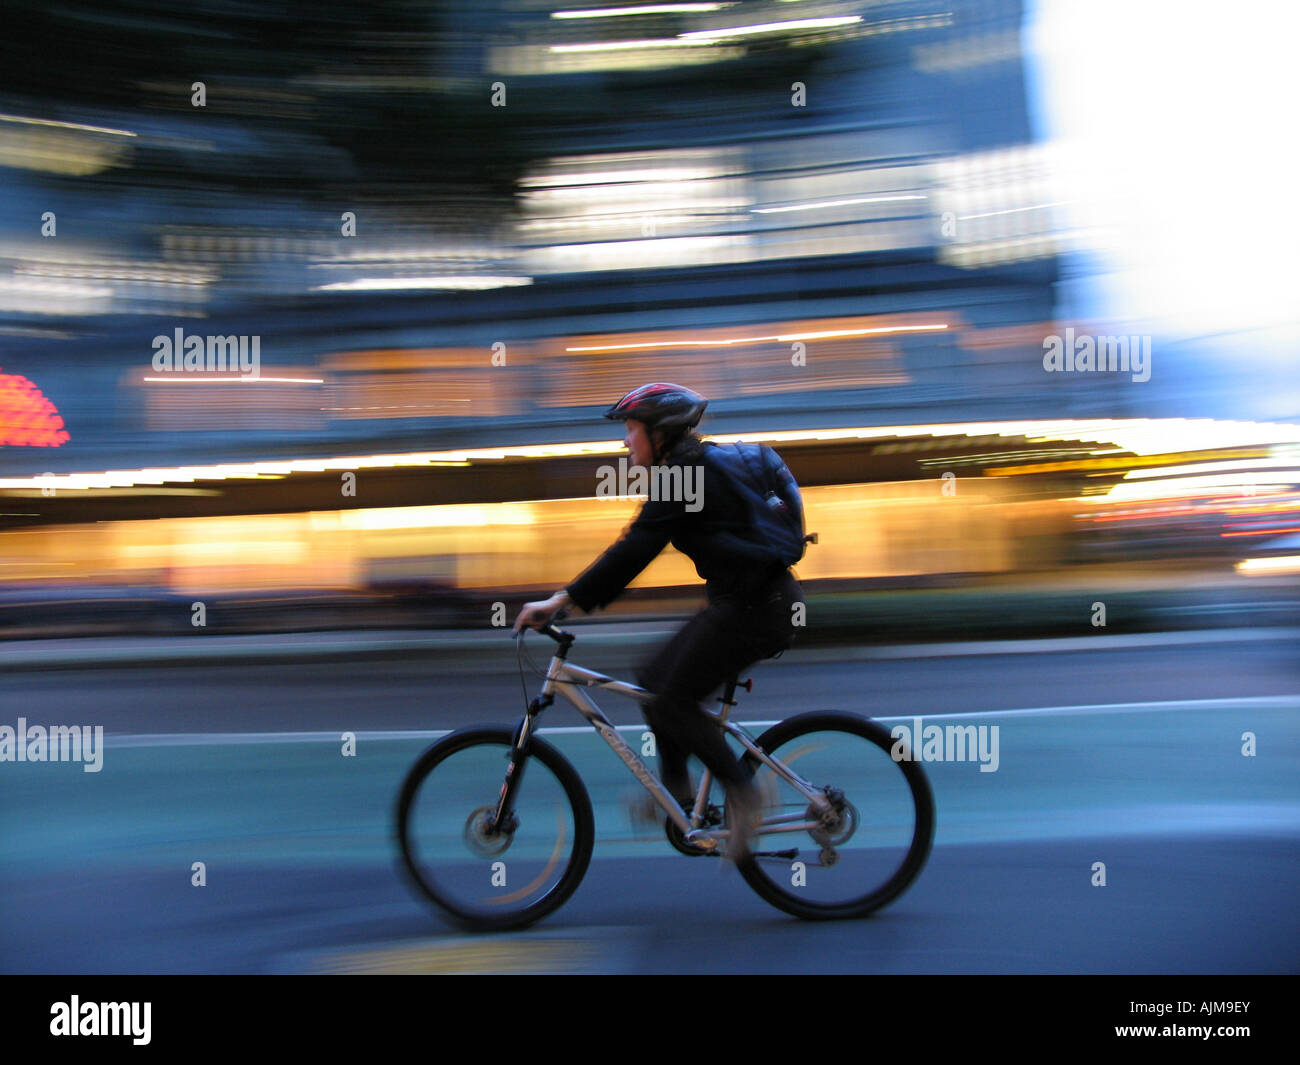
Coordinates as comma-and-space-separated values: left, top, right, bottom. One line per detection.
624, 419, 653, 467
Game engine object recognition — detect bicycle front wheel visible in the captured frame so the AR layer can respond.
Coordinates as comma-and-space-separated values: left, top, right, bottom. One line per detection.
736, 712, 934, 920
396, 727, 594, 931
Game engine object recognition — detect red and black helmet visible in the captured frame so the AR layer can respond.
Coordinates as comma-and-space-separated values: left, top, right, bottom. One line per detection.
604, 382, 707, 430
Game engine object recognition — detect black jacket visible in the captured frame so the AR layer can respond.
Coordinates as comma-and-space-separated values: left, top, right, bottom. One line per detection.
565, 437, 787, 612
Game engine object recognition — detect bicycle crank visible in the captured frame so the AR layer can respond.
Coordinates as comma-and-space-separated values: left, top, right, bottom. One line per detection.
665, 818, 718, 856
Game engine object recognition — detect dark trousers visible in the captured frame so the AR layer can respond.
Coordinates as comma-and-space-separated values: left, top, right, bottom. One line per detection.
635, 570, 802, 805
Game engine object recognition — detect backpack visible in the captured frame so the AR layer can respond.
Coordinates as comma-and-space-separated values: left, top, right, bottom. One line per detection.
703, 441, 813, 567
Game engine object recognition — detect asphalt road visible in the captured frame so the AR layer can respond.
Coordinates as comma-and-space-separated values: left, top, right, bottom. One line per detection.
1, 630, 1297, 973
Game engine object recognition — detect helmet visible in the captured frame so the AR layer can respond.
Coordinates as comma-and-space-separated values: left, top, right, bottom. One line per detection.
604, 383, 707, 431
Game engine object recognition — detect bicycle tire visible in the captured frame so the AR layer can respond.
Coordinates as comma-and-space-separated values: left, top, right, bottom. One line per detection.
734, 711, 934, 920
396, 727, 595, 932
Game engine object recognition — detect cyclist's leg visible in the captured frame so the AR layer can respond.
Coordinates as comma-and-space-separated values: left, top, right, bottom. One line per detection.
636, 573, 801, 797
635, 610, 715, 808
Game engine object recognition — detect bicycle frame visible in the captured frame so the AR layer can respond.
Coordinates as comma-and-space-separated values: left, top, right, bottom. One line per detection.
500, 627, 834, 852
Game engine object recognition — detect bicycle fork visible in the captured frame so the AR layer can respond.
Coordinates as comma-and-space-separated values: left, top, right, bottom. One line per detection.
489, 693, 551, 836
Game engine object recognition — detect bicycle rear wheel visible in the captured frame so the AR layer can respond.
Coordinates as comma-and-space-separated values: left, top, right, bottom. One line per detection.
735, 712, 933, 919
396, 727, 594, 931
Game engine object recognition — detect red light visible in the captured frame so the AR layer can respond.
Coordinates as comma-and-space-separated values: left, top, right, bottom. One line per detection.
0, 369, 70, 447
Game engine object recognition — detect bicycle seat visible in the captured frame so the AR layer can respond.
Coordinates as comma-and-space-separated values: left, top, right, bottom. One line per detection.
718, 676, 753, 708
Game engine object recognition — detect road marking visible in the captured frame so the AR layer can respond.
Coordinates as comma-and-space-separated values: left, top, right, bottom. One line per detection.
102, 693, 1298, 747
300, 935, 609, 975
876, 693, 1299, 722
796, 626, 1300, 661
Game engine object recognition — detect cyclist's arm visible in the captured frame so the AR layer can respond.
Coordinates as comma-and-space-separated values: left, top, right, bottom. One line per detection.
564, 497, 679, 613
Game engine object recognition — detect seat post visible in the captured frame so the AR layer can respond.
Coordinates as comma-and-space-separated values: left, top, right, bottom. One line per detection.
716, 675, 751, 723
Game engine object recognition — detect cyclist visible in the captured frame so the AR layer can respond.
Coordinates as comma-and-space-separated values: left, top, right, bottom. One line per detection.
512, 383, 803, 860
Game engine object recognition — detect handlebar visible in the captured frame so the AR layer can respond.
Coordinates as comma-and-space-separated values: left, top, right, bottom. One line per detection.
537, 606, 570, 643
515, 605, 573, 646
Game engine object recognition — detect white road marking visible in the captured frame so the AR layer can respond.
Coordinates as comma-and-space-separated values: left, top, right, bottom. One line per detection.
103, 693, 1298, 747
796, 626, 1300, 661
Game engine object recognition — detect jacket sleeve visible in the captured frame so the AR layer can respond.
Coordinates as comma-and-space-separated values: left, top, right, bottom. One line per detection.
565, 497, 682, 612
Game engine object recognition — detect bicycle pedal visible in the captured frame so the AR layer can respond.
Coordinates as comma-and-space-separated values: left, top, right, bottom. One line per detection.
666, 819, 718, 857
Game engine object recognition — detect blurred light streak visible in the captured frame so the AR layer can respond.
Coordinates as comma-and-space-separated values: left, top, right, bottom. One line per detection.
1236, 556, 1300, 576
492, 42, 740, 72
987, 450, 1272, 477
679, 17, 863, 40
549, 38, 718, 53
7, 421, 1298, 493
0, 130, 131, 176
753, 194, 927, 214
0, 113, 136, 137
313, 277, 532, 292
1082, 476, 1298, 505
0, 480, 1021, 592
566, 323, 946, 351
141, 377, 324, 385
958, 202, 1069, 221
0, 278, 114, 314
520, 165, 725, 189
932, 143, 1065, 267
520, 139, 1065, 270
552, 4, 728, 16
1123, 459, 1300, 481
530, 235, 747, 271
1222, 528, 1300, 538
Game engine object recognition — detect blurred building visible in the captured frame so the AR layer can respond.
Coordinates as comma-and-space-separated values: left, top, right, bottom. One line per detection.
1, 1, 1296, 619
1, 0, 1067, 477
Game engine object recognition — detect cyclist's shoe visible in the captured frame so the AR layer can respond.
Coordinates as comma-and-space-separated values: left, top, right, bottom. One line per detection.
724, 781, 761, 864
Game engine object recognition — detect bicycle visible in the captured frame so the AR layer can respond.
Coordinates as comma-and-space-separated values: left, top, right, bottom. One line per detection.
396, 615, 934, 931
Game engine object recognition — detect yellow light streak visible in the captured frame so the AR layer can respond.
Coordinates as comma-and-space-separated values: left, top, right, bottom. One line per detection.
566, 324, 947, 352
1236, 555, 1300, 575
4, 420, 1297, 492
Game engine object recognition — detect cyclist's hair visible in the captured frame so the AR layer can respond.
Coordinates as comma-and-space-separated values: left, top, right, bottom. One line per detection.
655, 427, 703, 462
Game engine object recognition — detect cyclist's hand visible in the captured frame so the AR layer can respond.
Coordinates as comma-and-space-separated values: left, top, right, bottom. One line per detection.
512, 592, 570, 635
